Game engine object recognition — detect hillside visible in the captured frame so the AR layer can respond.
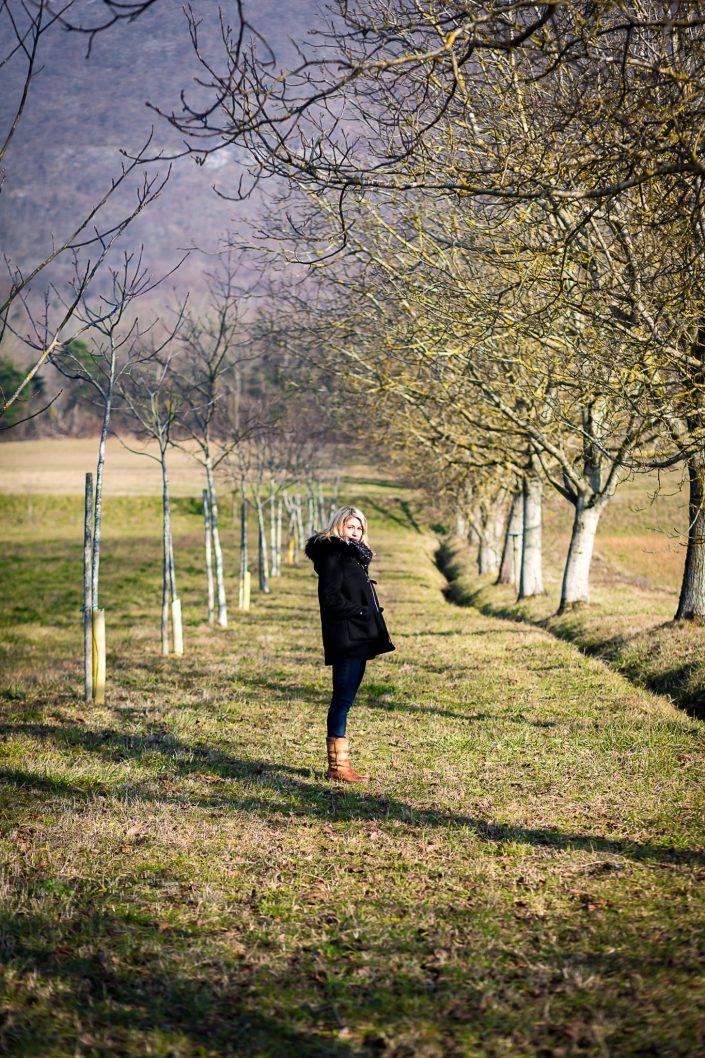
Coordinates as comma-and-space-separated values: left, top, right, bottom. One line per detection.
0, 1, 320, 299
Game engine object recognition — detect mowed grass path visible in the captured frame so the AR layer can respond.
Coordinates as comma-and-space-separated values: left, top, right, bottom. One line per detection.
1, 482, 704, 1058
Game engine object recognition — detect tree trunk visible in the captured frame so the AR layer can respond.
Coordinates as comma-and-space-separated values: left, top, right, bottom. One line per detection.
497, 490, 522, 586
477, 537, 500, 575
302, 488, 311, 537
455, 513, 467, 539
83, 473, 93, 702
317, 480, 326, 529
166, 504, 183, 655
256, 496, 270, 593
269, 483, 278, 578
276, 497, 283, 574
91, 383, 112, 611
203, 488, 215, 624
287, 495, 303, 563
558, 497, 603, 613
519, 471, 545, 598
296, 495, 305, 553
476, 492, 506, 576
206, 458, 227, 628
90, 367, 113, 703
675, 454, 705, 619
284, 494, 298, 564
168, 525, 177, 603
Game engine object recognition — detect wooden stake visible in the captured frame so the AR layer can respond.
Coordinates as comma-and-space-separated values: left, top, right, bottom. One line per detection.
172, 597, 184, 656
92, 609, 106, 705
240, 570, 251, 611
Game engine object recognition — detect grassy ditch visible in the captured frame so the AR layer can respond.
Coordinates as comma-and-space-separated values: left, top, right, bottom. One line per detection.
436, 531, 705, 720
1, 480, 704, 1057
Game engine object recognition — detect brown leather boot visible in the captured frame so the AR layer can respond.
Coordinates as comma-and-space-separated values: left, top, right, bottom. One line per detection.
326, 736, 368, 782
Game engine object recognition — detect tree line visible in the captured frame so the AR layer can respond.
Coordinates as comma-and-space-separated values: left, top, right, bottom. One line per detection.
60, 254, 341, 702
158, 0, 705, 621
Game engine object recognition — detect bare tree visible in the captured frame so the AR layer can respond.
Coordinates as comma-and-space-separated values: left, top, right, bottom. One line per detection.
51, 252, 176, 698
0, 0, 168, 425
172, 255, 258, 627
119, 332, 187, 656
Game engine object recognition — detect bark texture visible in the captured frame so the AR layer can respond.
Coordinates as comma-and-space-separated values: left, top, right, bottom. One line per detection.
497, 490, 523, 587
257, 498, 270, 593
519, 473, 544, 598
559, 498, 602, 613
675, 456, 705, 620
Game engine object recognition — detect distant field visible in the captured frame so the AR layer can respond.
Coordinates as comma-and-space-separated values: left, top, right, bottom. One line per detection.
0, 438, 208, 497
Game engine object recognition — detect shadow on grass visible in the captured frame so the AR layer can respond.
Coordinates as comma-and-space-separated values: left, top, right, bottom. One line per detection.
365, 497, 422, 534
0, 765, 107, 798
363, 698, 556, 728
231, 673, 557, 728
4, 857, 703, 1058
2, 721, 702, 867
436, 542, 705, 721
397, 625, 527, 640
0, 903, 362, 1058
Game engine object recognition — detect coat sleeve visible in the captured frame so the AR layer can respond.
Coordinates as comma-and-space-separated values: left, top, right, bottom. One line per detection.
316, 553, 368, 619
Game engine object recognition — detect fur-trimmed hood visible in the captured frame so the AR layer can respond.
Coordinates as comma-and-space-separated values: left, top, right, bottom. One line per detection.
305, 534, 373, 570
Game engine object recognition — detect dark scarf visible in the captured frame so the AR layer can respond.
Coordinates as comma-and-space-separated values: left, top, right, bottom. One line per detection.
347, 538, 374, 571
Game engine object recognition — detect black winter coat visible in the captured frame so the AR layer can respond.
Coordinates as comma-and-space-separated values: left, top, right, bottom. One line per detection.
305, 534, 395, 666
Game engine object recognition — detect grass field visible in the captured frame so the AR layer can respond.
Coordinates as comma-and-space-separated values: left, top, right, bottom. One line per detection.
1, 443, 704, 1057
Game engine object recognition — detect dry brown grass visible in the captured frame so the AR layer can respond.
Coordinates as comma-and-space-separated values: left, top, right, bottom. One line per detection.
0, 437, 207, 496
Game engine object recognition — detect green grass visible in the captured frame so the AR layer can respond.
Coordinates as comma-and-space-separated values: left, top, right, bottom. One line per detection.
1, 479, 704, 1057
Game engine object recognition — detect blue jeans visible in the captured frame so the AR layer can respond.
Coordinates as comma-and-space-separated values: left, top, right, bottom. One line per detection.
327, 657, 367, 738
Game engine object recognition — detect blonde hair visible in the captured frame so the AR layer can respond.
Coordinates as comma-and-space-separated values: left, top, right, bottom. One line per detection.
319, 505, 370, 547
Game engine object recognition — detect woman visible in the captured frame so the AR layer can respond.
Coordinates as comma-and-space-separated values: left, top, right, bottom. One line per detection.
305, 506, 395, 782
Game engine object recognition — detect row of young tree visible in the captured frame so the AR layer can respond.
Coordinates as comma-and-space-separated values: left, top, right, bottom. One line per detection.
156, 0, 705, 621
60, 254, 340, 702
